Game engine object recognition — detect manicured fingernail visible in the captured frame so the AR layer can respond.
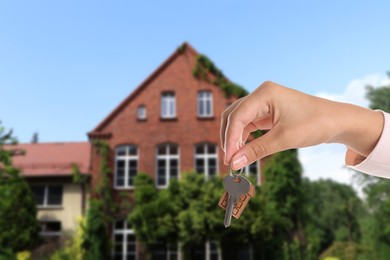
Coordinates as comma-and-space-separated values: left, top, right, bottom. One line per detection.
232, 155, 248, 170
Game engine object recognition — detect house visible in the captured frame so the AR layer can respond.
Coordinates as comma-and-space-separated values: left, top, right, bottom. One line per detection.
12, 142, 91, 240
88, 43, 263, 260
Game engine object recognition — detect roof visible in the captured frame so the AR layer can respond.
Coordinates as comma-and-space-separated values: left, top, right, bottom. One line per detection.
7, 142, 91, 177
88, 42, 198, 137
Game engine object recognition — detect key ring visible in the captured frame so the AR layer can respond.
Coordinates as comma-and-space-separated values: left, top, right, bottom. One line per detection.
229, 164, 243, 177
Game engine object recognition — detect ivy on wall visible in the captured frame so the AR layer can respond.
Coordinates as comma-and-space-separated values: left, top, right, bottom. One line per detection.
192, 54, 248, 98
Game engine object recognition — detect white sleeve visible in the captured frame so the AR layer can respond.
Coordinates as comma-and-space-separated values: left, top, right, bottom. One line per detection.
346, 111, 390, 178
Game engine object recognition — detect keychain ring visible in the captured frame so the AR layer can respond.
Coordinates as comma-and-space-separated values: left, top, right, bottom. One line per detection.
229, 164, 243, 177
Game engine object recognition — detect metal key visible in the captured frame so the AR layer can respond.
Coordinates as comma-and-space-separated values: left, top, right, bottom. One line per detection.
223, 175, 251, 228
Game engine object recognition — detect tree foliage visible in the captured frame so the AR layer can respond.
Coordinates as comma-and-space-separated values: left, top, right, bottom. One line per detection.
82, 140, 115, 260
303, 179, 363, 256
129, 149, 312, 259
0, 123, 41, 254
192, 54, 248, 98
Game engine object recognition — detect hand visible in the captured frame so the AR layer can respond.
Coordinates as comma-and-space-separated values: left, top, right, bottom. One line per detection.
220, 81, 384, 170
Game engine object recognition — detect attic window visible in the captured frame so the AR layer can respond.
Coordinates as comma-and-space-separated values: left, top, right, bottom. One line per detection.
161, 92, 176, 119
137, 105, 146, 120
198, 91, 213, 117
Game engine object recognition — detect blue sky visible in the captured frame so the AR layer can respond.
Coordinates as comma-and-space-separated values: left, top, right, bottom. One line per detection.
1, 1, 390, 185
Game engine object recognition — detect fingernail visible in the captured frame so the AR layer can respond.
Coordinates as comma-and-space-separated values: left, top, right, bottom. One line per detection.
232, 155, 248, 170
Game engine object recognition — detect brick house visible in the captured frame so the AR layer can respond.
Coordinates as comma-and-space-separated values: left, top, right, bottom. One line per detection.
88, 43, 263, 260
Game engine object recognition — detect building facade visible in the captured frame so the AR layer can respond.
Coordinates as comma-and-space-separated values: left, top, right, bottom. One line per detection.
11, 43, 262, 259
88, 43, 263, 260
12, 142, 90, 241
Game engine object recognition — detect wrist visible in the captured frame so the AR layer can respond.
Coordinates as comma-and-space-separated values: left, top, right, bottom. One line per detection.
334, 104, 384, 157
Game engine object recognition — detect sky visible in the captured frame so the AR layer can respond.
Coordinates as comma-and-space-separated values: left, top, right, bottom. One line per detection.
1, 0, 390, 187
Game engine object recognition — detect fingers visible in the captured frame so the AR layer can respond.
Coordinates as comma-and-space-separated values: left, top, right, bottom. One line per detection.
220, 98, 245, 152
224, 96, 270, 165
230, 128, 285, 170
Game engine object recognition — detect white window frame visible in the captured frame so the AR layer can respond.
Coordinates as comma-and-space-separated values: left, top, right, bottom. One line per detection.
114, 145, 138, 190
137, 105, 147, 120
195, 143, 218, 180
151, 242, 180, 260
198, 91, 213, 117
39, 221, 62, 237
32, 185, 63, 208
206, 240, 222, 260
161, 92, 176, 118
112, 220, 137, 260
244, 160, 261, 185
156, 144, 180, 189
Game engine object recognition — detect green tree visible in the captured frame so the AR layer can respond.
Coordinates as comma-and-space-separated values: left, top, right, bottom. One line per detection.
129, 172, 265, 260
259, 149, 308, 259
352, 79, 390, 259
82, 141, 115, 260
303, 179, 363, 256
0, 123, 40, 254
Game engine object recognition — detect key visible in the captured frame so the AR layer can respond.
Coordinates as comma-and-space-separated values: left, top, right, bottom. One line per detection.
223, 175, 251, 228
218, 184, 255, 219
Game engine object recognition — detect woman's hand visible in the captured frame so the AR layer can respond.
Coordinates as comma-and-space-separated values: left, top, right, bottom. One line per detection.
220, 81, 384, 170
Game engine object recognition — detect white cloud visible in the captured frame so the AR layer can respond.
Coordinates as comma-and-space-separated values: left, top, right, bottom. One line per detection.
300, 73, 389, 193
316, 73, 390, 107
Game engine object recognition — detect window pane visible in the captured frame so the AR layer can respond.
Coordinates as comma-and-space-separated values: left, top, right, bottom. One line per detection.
161, 96, 168, 117
196, 159, 204, 174
157, 159, 166, 186
198, 98, 203, 116
169, 144, 178, 155
40, 221, 61, 233
195, 144, 204, 154
128, 160, 137, 187
31, 186, 45, 206
114, 255, 123, 260
206, 99, 211, 115
129, 146, 137, 156
116, 159, 125, 187
138, 106, 146, 119
158, 146, 166, 155
115, 221, 125, 230
208, 158, 217, 177
47, 186, 63, 205
129, 160, 137, 168
170, 159, 178, 179
116, 147, 126, 156
117, 160, 125, 169
116, 177, 125, 187
127, 243, 136, 252
207, 144, 216, 154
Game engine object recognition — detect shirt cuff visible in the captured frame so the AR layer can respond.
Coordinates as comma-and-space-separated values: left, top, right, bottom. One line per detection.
345, 110, 390, 179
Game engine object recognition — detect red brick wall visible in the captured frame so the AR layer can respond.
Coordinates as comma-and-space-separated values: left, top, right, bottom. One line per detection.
91, 47, 237, 183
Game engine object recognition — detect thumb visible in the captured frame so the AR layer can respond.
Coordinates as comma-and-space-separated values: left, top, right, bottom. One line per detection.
230, 129, 285, 170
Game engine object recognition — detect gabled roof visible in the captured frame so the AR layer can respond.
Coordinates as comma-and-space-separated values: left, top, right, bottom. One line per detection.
8, 142, 91, 177
88, 42, 198, 137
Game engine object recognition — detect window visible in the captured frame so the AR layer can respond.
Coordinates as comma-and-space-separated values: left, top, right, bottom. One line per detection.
195, 143, 218, 179
31, 185, 63, 207
191, 241, 221, 260
161, 93, 176, 118
244, 161, 260, 185
137, 105, 146, 120
113, 220, 136, 260
198, 91, 213, 117
207, 241, 221, 260
115, 145, 138, 189
39, 221, 62, 237
156, 144, 179, 188
151, 243, 179, 260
